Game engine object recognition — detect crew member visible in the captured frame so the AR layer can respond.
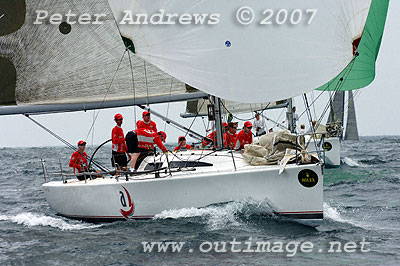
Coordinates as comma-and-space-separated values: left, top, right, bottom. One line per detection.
223, 122, 239, 150
237, 121, 253, 149
202, 122, 228, 148
158, 131, 167, 143
254, 112, 266, 136
137, 111, 157, 132
282, 106, 299, 130
174, 136, 192, 151
111, 113, 129, 170
69, 140, 89, 181
126, 128, 168, 170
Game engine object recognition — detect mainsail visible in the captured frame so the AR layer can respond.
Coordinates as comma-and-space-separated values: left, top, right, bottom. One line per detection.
327, 92, 345, 126
344, 91, 360, 141
0, 0, 205, 115
109, 0, 378, 103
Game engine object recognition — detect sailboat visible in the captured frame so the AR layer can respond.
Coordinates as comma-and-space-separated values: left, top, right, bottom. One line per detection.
305, 0, 389, 167
313, 90, 359, 167
0, 0, 389, 226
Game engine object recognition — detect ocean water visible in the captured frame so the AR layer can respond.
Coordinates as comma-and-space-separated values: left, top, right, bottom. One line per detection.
0, 136, 399, 265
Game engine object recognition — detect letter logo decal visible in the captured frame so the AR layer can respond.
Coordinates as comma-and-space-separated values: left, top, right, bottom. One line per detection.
119, 186, 134, 218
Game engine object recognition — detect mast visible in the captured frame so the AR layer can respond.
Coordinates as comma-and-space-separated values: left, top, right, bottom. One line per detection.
212, 96, 224, 149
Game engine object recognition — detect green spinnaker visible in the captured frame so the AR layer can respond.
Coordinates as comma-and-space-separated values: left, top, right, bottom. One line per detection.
316, 0, 389, 91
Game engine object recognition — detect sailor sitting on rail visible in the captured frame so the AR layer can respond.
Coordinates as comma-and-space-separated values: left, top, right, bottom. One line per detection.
174, 136, 192, 151
69, 140, 89, 181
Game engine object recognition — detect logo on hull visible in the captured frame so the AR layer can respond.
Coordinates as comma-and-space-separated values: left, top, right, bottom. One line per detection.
323, 142, 332, 151
298, 169, 318, 188
119, 186, 134, 218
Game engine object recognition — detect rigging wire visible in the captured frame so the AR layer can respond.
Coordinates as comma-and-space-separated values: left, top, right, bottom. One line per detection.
127, 47, 137, 130
25, 115, 108, 172
164, 78, 174, 132
302, 94, 321, 159
143, 60, 150, 107
183, 99, 206, 138
84, 48, 128, 141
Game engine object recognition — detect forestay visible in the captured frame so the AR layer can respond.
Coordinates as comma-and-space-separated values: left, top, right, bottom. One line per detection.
109, 0, 376, 103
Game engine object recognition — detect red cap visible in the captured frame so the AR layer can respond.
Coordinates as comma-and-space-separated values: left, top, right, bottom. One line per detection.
77, 140, 86, 146
244, 121, 253, 128
142, 111, 150, 117
114, 113, 123, 120
158, 131, 167, 142
178, 136, 186, 141
222, 122, 228, 127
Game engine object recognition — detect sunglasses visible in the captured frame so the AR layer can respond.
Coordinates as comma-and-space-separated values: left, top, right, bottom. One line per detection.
78, 144, 86, 146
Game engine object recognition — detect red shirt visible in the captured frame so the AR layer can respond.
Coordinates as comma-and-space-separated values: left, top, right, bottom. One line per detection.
112, 126, 127, 153
237, 130, 253, 149
69, 151, 88, 174
223, 132, 239, 150
136, 128, 167, 152
174, 144, 192, 151
202, 131, 217, 147
137, 120, 157, 132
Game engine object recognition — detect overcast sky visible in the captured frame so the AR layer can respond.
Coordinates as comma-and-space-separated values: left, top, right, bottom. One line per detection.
0, 2, 399, 148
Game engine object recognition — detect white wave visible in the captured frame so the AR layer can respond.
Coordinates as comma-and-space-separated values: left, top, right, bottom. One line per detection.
0, 212, 102, 231
342, 157, 364, 167
323, 202, 347, 223
323, 203, 371, 230
154, 199, 274, 230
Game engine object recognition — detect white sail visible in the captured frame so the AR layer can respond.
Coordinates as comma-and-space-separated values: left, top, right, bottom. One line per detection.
109, 0, 372, 103
0, 0, 201, 114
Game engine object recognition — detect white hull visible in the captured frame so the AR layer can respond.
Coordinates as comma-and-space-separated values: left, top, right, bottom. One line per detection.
43, 151, 323, 226
307, 137, 341, 167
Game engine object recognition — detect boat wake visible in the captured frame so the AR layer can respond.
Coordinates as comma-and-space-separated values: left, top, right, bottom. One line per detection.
0, 212, 102, 231
342, 157, 365, 167
323, 203, 372, 230
154, 199, 275, 230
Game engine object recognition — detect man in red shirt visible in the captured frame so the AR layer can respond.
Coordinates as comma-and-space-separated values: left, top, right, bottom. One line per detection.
126, 128, 168, 170
137, 111, 157, 132
223, 122, 239, 150
237, 121, 253, 149
69, 140, 89, 180
158, 131, 167, 143
174, 136, 192, 151
202, 122, 228, 148
111, 113, 129, 170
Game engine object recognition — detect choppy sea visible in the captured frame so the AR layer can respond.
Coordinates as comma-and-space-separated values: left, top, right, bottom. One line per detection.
0, 136, 399, 265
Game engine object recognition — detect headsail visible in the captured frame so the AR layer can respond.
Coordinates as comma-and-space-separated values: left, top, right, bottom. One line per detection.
0, 0, 204, 115
109, 0, 377, 103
